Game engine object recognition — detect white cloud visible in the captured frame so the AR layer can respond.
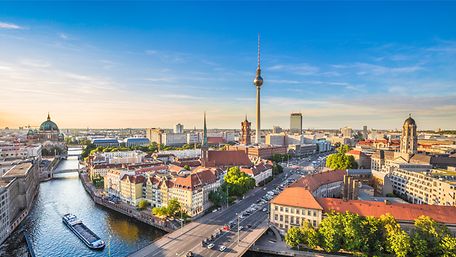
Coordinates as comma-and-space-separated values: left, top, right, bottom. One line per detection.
268, 63, 319, 75
0, 22, 23, 30
59, 33, 69, 40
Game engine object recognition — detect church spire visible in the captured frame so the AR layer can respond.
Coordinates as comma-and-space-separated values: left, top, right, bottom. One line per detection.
202, 112, 208, 147
47, 112, 51, 121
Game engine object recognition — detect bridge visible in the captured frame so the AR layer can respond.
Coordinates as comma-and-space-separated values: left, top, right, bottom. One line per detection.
129, 170, 291, 257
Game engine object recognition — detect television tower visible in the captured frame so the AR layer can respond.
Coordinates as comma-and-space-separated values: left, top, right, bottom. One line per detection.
253, 33, 263, 144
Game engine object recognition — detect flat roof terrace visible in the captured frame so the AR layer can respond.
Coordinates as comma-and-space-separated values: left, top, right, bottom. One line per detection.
3, 162, 33, 178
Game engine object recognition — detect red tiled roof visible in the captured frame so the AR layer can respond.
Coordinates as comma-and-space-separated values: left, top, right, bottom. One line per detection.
290, 170, 346, 192
204, 150, 252, 167
347, 150, 361, 155
241, 163, 271, 176
168, 164, 185, 173
271, 187, 323, 210
207, 137, 225, 144
317, 198, 456, 224
121, 174, 145, 184
173, 169, 217, 191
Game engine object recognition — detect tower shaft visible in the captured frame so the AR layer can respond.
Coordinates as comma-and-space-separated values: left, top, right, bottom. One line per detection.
255, 87, 261, 144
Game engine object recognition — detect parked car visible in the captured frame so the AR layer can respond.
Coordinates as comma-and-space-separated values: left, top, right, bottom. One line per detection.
207, 243, 215, 249
219, 245, 226, 252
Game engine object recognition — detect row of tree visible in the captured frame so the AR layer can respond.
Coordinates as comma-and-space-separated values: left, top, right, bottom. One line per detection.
285, 212, 456, 257
325, 144, 358, 170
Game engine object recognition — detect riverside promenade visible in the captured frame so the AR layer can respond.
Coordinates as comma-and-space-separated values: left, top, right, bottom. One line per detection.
79, 172, 176, 233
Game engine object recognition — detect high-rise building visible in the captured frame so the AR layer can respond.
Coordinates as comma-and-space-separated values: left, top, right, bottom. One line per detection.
240, 116, 252, 145
400, 114, 418, 154
290, 113, 303, 134
174, 123, 184, 134
253, 33, 263, 144
341, 126, 353, 138
272, 126, 282, 134
362, 125, 368, 139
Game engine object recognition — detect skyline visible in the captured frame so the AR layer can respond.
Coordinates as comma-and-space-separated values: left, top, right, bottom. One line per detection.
1, 2, 456, 130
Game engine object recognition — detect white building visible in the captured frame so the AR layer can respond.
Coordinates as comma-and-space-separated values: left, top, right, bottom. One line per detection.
162, 133, 187, 146
174, 123, 184, 134
241, 163, 273, 186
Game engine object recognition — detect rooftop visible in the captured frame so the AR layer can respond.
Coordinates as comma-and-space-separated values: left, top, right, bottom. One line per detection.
271, 187, 323, 210
3, 162, 33, 177
289, 169, 346, 192
317, 198, 456, 224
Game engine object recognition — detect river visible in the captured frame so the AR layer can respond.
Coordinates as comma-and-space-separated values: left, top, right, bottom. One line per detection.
0, 149, 165, 257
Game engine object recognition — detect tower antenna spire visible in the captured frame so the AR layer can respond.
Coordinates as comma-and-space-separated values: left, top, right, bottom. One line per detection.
257, 32, 261, 69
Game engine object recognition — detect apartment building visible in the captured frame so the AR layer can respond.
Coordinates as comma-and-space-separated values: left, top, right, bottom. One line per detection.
289, 169, 346, 198
270, 187, 456, 234
389, 168, 456, 206
270, 187, 323, 231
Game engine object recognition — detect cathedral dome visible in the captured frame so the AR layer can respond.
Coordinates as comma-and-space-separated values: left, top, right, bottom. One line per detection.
403, 115, 416, 126
39, 114, 59, 132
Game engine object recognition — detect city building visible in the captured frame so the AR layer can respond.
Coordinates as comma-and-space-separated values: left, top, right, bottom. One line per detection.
401, 114, 418, 154
341, 126, 353, 138
389, 168, 456, 206
27, 113, 64, 142
123, 137, 150, 147
362, 125, 368, 140
290, 113, 303, 134
346, 149, 371, 169
0, 162, 40, 245
270, 187, 456, 233
240, 116, 252, 145
227, 145, 287, 162
272, 126, 282, 134
270, 187, 323, 230
174, 123, 184, 134
289, 169, 346, 198
265, 133, 285, 146
92, 138, 120, 147
240, 162, 273, 186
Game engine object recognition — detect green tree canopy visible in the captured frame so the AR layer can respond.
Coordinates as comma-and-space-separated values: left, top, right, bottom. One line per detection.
325, 144, 358, 170
318, 212, 345, 252
411, 215, 451, 257
224, 166, 255, 197
137, 199, 149, 210
285, 226, 304, 248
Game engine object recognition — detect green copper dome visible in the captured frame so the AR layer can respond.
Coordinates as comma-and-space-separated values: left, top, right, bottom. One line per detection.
39, 113, 59, 131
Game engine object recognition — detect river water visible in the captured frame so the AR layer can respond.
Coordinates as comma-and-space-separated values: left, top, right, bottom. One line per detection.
0, 149, 165, 257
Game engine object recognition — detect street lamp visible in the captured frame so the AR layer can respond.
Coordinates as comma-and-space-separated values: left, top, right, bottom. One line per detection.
237, 212, 240, 245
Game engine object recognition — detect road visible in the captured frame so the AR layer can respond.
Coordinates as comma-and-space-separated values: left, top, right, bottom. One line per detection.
130, 152, 328, 257
130, 167, 296, 257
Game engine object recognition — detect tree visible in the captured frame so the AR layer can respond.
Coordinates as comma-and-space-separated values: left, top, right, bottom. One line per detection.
441, 234, 456, 257
411, 215, 450, 257
183, 165, 191, 171
317, 212, 344, 252
137, 199, 149, 210
272, 162, 284, 175
363, 216, 386, 255
300, 220, 319, 249
208, 186, 228, 207
224, 166, 255, 197
167, 198, 181, 217
341, 212, 368, 252
152, 206, 167, 218
285, 226, 304, 248
325, 144, 358, 170
380, 214, 411, 257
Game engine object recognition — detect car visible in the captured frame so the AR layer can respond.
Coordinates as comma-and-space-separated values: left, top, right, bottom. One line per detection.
186, 251, 194, 257
207, 243, 215, 249
246, 224, 252, 228
219, 245, 226, 252
212, 209, 218, 213
262, 208, 267, 212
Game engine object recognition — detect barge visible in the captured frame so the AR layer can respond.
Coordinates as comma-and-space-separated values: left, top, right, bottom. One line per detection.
62, 213, 105, 250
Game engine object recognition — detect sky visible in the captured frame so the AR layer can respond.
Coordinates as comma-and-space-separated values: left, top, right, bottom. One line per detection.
0, 1, 456, 130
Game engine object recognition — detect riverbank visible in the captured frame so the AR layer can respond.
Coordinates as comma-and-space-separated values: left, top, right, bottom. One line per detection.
79, 172, 176, 233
